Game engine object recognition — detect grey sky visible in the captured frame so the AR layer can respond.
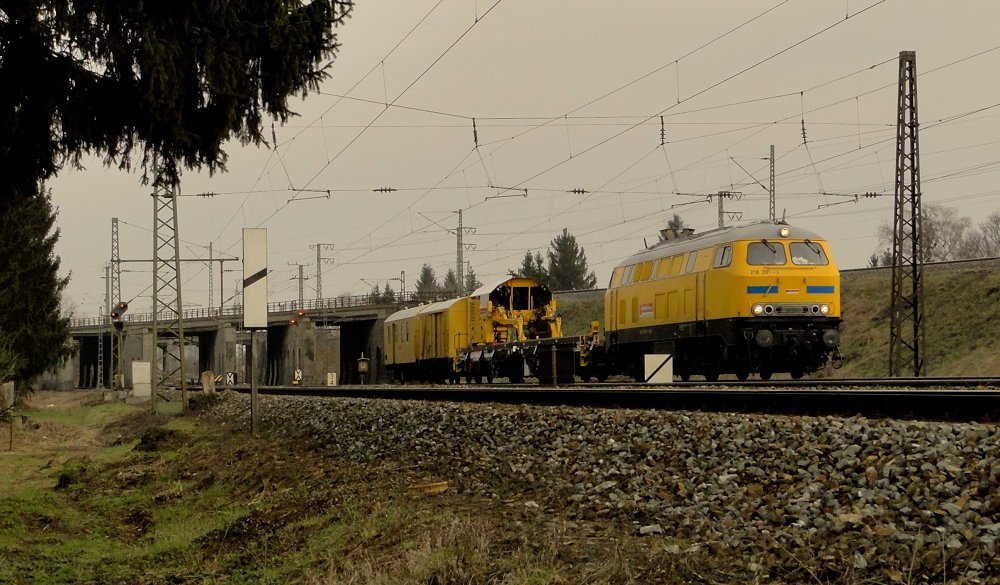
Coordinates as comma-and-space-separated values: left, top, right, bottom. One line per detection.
51, 1, 1000, 318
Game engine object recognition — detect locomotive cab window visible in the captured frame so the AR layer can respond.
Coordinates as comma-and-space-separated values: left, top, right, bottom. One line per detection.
789, 240, 829, 265
637, 260, 654, 282
529, 286, 552, 310
713, 245, 733, 268
511, 286, 530, 310
623, 264, 636, 285
747, 241, 787, 266
684, 252, 697, 273
655, 256, 672, 278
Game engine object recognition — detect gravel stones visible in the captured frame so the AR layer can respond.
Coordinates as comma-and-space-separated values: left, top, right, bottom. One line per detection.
196, 391, 1000, 579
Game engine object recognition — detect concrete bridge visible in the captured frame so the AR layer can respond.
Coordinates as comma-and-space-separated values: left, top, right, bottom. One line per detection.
57, 293, 416, 390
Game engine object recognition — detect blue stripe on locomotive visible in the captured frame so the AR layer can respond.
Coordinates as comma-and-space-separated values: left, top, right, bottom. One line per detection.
806, 285, 835, 294
746, 285, 779, 294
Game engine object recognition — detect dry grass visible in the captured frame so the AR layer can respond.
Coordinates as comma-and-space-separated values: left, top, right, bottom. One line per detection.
4, 391, 999, 583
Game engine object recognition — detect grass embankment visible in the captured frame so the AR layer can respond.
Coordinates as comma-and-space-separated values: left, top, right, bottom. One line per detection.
1, 393, 674, 584
556, 269, 1000, 377
836, 270, 1000, 377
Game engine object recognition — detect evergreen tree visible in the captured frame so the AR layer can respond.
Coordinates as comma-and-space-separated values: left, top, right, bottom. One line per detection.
441, 269, 461, 297
545, 229, 597, 290
0, 190, 72, 390
414, 264, 439, 300
464, 267, 483, 293
509, 251, 547, 280
0, 1, 354, 193
657, 214, 690, 242
366, 283, 382, 305
0, 2, 353, 394
382, 283, 396, 303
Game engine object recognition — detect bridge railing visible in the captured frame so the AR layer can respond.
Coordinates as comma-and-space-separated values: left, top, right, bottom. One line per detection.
69, 290, 440, 328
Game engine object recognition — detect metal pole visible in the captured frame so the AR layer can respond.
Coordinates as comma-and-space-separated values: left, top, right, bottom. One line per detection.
208, 242, 214, 313
250, 329, 259, 434
457, 209, 464, 296
769, 144, 776, 222
889, 50, 925, 377
316, 245, 322, 300
298, 264, 305, 305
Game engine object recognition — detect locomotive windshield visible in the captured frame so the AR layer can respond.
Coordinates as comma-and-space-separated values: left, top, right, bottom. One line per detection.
506, 285, 552, 310
790, 240, 829, 265
512, 286, 529, 310
747, 240, 787, 265
492, 284, 553, 311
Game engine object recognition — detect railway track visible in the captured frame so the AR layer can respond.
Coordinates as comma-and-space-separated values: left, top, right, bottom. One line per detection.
216, 377, 1000, 423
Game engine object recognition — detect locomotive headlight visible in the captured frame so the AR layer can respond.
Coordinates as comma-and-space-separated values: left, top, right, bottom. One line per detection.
752, 303, 765, 316
819, 303, 830, 315
779, 226, 790, 237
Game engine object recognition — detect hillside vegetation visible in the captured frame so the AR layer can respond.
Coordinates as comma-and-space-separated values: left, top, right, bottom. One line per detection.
556, 269, 1000, 378
836, 270, 1000, 377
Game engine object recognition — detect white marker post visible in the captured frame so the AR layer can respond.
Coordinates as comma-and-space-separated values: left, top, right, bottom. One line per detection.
243, 228, 268, 434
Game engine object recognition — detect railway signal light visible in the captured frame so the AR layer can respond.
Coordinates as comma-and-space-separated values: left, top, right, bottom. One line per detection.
289, 309, 305, 326
110, 301, 128, 320
110, 301, 128, 331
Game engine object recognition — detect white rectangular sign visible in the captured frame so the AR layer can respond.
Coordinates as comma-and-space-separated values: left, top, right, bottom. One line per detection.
643, 354, 673, 384
243, 228, 268, 329
132, 361, 152, 397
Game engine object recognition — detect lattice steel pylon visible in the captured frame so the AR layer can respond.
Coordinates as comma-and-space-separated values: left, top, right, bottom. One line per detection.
769, 145, 776, 222
151, 179, 188, 406
110, 218, 124, 390
889, 50, 926, 377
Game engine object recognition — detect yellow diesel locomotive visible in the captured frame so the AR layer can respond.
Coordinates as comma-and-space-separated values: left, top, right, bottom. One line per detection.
597, 222, 842, 381
384, 276, 564, 383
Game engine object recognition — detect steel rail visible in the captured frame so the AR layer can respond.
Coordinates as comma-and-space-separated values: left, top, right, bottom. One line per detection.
216, 377, 1000, 423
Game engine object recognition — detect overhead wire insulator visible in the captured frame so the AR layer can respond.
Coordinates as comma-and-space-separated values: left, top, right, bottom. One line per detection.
800, 91, 808, 145
568, 188, 588, 195
373, 187, 397, 193
660, 116, 666, 146
472, 118, 479, 148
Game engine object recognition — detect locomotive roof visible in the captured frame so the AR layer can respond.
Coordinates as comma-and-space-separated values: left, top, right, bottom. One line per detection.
420, 296, 466, 315
618, 222, 828, 266
469, 276, 549, 298
387, 276, 553, 323
384, 305, 423, 323
385, 296, 467, 323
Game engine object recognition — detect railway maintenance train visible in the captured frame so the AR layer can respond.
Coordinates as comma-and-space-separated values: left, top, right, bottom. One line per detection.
384, 221, 842, 383
383, 276, 584, 383
597, 221, 842, 381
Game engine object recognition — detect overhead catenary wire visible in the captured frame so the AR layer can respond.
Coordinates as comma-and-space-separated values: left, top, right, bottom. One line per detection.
126, 4, 1000, 307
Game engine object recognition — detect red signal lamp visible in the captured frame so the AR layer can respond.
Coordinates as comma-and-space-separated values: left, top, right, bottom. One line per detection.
110, 301, 128, 320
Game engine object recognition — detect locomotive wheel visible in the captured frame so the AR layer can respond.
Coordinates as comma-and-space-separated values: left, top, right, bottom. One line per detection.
703, 369, 720, 382
790, 369, 804, 380
759, 369, 772, 381
735, 368, 750, 381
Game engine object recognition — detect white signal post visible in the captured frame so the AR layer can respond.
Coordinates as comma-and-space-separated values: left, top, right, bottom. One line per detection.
243, 228, 268, 435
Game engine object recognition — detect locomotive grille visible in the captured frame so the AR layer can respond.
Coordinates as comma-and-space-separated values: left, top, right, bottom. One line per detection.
768, 303, 814, 315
